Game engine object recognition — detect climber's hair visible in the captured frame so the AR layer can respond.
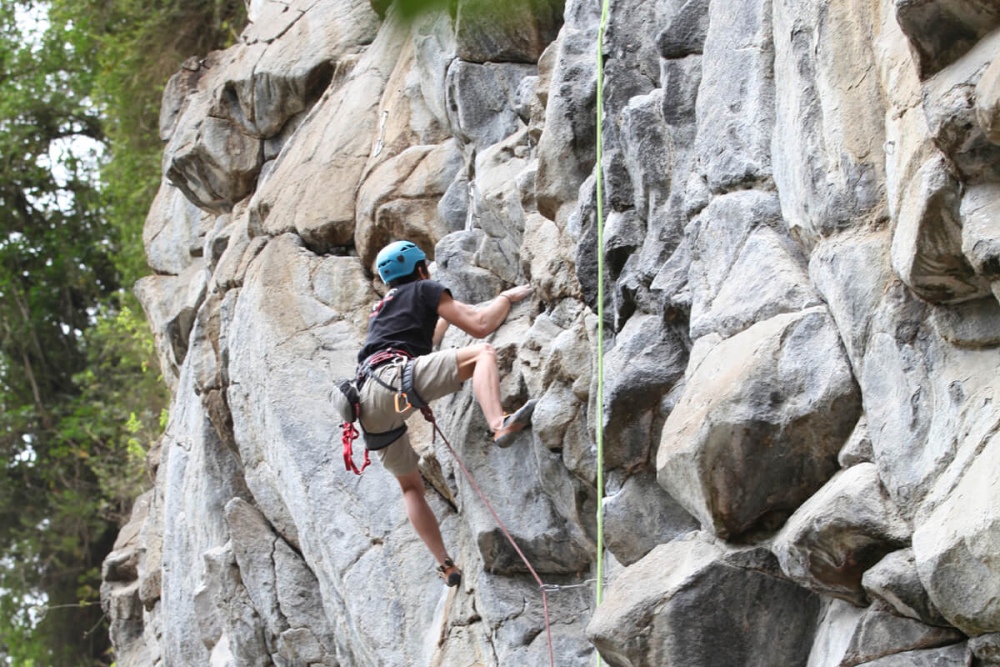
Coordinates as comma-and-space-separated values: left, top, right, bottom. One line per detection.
386, 260, 427, 288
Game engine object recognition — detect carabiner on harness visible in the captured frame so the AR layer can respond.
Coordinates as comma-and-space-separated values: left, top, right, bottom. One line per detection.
395, 391, 413, 413
397, 359, 428, 412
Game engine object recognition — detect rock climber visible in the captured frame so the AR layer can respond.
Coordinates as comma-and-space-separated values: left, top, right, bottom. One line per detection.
355, 240, 537, 587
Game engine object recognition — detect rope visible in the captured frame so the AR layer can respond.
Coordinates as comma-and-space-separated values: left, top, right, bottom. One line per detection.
419, 407, 556, 667
594, 0, 610, 667
595, 3, 611, 667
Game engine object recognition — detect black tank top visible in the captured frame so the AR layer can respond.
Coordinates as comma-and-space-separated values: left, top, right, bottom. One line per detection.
358, 280, 449, 362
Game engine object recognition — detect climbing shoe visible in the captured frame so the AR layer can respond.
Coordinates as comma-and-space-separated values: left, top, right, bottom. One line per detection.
438, 558, 462, 587
494, 399, 538, 448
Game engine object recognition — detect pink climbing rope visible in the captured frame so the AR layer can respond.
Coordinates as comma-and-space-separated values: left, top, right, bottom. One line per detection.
420, 407, 556, 667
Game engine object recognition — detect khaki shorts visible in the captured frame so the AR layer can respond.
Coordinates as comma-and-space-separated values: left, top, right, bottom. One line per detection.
358, 349, 462, 477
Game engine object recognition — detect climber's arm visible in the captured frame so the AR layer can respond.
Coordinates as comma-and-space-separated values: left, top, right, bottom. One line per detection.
437, 286, 532, 339
432, 317, 449, 347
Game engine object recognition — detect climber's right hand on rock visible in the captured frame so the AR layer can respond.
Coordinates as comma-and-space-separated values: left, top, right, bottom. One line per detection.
501, 285, 533, 303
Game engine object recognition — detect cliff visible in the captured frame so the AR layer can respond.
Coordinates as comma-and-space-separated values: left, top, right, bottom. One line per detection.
100, 0, 1000, 665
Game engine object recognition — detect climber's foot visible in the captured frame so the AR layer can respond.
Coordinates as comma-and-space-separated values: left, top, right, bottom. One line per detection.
493, 399, 538, 448
438, 558, 462, 587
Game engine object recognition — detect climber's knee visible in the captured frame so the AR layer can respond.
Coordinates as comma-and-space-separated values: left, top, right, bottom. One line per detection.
456, 343, 496, 381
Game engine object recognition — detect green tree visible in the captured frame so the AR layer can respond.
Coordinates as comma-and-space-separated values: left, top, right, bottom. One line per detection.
66, 0, 246, 286
0, 2, 120, 662
0, 0, 243, 663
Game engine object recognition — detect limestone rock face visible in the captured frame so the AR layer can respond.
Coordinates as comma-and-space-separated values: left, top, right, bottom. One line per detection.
657, 308, 861, 541
586, 537, 820, 667
772, 464, 910, 605
102, 0, 1000, 665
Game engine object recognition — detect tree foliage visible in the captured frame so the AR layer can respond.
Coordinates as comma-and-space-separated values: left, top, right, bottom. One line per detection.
0, 3, 119, 662
64, 0, 245, 285
0, 0, 244, 663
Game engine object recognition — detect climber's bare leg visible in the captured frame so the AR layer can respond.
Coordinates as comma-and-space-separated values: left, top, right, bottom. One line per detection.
456, 344, 504, 432
397, 470, 448, 566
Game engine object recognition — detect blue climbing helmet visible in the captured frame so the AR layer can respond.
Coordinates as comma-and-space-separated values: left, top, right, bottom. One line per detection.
376, 240, 427, 284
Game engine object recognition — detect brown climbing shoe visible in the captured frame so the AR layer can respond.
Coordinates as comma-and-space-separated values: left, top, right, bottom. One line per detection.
438, 558, 462, 587
493, 399, 538, 448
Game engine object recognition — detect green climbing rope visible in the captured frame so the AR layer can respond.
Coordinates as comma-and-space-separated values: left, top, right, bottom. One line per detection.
595, 0, 611, 664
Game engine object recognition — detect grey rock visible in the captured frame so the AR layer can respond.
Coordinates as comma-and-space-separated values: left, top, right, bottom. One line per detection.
913, 427, 1000, 635
434, 229, 507, 304
657, 308, 862, 540
890, 153, 991, 303
602, 471, 698, 566
806, 598, 867, 667
977, 54, 1000, 144
157, 370, 254, 665
438, 171, 472, 233
453, 0, 564, 64
249, 13, 411, 255
660, 53, 702, 126
970, 633, 1000, 666
224, 498, 337, 665
535, 0, 599, 220
841, 606, 964, 667
921, 29, 1000, 182
229, 0, 379, 139
445, 61, 534, 150
604, 210, 646, 326
522, 212, 584, 303
839, 415, 875, 468
134, 262, 209, 387
863, 549, 951, 628
928, 297, 1000, 347
159, 48, 267, 213
893, 0, 1000, 78
160, 56, 206, 142
603, 313, 687, 470
650, 230, 692, 312
617, 91, 671, 227
166, 111, 263, 213
656, 0, 709, 59
105, 1, 1000, 665
355, 140, 464, 266
194, 544, 263, 666
599, 0, 664, 117
688, 191, 821, 340
772, 0, 888, 245
144, 179, 212, 275
469, 127, 536, 258
852, 642, 968, 666
961, 182, 1000, 279
695, 0, 775, 192
100, 493, 157, 667
773, 463, 910, 605
808, 230, 898, 371
587, 536, 820, 667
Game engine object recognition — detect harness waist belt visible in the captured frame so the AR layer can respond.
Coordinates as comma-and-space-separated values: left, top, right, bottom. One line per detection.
356, 348, 412, 386
364, 424, 408, 450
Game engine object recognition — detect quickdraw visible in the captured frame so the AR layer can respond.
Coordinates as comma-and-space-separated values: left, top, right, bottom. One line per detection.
342, 422, 369, 475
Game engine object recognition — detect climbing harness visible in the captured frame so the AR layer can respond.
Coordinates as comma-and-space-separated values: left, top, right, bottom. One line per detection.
340, 348, 430, 475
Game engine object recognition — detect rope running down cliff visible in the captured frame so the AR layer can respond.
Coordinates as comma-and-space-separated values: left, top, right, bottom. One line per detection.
418, 408, 557, 667
595, 1, 611, 666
